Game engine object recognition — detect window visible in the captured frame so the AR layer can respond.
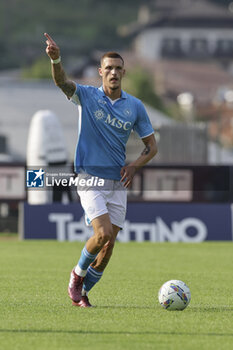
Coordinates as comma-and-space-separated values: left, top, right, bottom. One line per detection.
189, 39, 208, 58
161, 38, 183, 58
215, 39, 233, 57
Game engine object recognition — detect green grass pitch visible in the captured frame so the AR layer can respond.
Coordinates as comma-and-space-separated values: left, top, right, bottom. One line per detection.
0, 240, 233, 350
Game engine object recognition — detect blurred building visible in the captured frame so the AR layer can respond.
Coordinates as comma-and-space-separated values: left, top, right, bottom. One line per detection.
126, 104, 208, 164
118, 0, 233, 148
119, 0, 233, 62
1, 72, 233, 165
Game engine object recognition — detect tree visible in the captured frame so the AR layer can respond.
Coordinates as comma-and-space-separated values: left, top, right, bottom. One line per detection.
123, 66, 166, 113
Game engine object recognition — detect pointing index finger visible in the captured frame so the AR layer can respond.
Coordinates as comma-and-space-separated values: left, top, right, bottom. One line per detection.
44, 33, 56, 45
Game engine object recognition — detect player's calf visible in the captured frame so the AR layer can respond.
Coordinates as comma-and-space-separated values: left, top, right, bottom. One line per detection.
91, 240, 115, 271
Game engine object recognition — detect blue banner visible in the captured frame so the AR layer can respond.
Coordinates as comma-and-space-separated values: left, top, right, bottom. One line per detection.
20, 202, 233, 242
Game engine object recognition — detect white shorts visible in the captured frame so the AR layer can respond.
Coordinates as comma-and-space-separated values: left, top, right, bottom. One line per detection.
77, 174, 127, 228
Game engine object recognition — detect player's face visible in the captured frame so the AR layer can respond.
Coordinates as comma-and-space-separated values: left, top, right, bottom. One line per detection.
99, 57, 125, 91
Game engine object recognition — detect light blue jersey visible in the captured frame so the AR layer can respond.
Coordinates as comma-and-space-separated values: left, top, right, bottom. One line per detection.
71, 84, 154, 180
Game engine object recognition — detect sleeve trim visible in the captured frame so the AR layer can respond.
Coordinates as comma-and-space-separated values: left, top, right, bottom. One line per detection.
140, 131, 154, 139
69, 83, 80, 105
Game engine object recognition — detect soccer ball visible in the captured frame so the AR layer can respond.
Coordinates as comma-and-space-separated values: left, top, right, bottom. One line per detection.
158, 280, 191, 311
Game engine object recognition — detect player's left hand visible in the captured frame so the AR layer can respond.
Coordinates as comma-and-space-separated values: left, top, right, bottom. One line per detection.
120, 165, 136, 188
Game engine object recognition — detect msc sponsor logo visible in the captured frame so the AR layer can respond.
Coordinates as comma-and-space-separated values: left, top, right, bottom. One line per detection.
94, 109, 132, 130
105, 114, 131, 130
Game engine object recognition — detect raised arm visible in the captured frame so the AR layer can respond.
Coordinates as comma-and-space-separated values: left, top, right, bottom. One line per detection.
120, 133, 157, 188
44, 33, 76, 98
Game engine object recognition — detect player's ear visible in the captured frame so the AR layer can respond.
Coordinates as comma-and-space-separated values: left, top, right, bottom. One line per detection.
98, 67, 103, 77
122, 68, 126, 77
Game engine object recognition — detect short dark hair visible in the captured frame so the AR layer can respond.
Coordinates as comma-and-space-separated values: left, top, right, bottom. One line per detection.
100, 52, 124, 66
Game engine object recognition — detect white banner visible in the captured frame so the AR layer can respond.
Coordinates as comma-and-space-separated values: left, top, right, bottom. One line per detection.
0, 166, 25, 199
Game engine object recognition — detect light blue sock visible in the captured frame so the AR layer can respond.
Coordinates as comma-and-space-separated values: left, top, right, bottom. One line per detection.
83, 266, 103, 293
76, 246, 97, 274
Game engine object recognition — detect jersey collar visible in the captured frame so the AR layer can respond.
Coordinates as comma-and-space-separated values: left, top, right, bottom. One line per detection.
98, 86, 127, 99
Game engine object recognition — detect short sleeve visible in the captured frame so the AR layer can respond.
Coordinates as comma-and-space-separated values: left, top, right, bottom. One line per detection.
70, 83, 91, 106
133, 100, 154, 138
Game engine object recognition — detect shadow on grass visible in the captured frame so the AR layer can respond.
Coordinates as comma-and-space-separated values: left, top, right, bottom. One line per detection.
98, 305, 155, 309
0, 329, 233, 337
90, 305, 233, 312
189, 306, 233, 312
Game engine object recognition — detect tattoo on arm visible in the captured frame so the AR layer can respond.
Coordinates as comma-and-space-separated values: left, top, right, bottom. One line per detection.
59, 82, 76, 97
141, 145, 150, 156
52, 64, 75, 98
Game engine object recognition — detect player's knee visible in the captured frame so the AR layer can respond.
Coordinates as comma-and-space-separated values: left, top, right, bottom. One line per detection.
95, 226, 112, 247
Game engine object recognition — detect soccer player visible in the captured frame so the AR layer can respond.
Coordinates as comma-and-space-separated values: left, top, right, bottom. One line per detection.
44, 33, 157, 307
